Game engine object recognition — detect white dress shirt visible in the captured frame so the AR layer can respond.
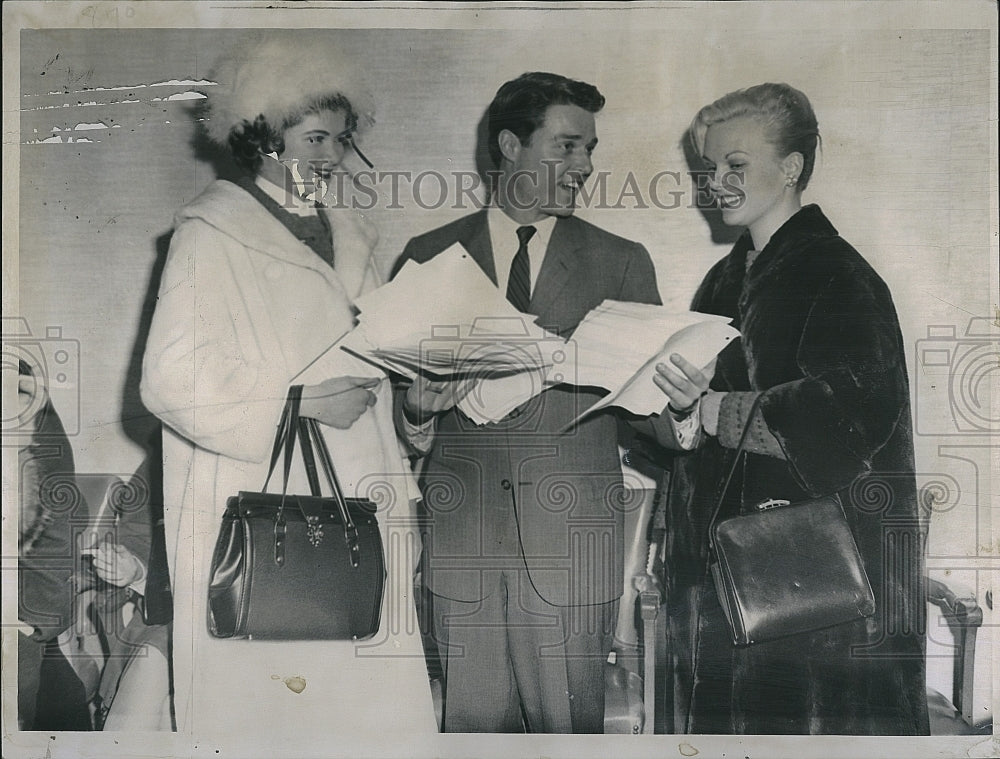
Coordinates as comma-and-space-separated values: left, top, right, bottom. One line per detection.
487, 206, 556, 297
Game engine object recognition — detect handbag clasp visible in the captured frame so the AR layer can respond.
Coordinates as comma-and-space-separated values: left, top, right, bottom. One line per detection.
756, 498, 790, 511
345, 524, 360, 568
306, 515, 325, 547
274, 513, 287, 565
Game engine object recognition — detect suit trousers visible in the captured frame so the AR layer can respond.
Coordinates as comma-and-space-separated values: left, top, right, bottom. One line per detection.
432, 569, 615, 733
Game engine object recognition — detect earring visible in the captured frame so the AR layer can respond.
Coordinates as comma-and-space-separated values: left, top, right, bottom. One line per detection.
785, 176, 797, 187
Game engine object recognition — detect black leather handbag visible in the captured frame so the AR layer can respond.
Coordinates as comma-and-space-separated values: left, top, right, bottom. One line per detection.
207, 386, 385, 640
708, 395, 875, 646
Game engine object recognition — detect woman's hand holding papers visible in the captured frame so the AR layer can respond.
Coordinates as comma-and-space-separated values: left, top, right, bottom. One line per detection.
653, 354, 716, 417
300, 376, 381, 429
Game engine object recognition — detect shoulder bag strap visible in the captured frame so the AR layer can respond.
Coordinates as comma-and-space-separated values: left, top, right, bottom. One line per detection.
296, 413, 323, 498
706, 392, 766, 551
261, 386, 301, 495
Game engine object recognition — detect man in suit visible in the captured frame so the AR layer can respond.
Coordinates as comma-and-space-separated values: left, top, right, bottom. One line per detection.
395, 72, 661, 733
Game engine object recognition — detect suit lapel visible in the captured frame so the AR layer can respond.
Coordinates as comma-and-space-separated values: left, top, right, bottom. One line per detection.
529, 216, 578, 317
459, 210, 498, 286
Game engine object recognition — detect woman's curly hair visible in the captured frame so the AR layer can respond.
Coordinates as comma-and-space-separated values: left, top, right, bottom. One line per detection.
227, 93, 359, 174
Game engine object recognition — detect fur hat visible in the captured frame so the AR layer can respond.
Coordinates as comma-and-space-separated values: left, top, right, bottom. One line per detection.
204, 31, 375, 146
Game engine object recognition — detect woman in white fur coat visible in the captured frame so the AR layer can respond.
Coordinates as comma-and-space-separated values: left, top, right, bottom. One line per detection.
140, 34, 437, 750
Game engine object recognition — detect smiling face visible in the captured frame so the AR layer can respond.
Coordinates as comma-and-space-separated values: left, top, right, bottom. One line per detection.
702, 115, 802, 248
277, 109, 352, 193
499, 104, 597, 223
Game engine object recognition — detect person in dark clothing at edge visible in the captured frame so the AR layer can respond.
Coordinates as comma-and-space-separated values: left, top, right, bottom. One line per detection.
17, 360, 92, 730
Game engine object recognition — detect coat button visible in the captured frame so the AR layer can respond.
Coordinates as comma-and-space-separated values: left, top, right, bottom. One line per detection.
501, 479, 512, 490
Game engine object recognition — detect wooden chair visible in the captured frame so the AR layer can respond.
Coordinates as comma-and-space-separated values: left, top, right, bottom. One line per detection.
926, 576, 991, 735
611, 571, 992, 735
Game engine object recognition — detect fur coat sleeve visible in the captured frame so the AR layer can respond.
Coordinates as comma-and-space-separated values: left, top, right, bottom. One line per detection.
694, 206, 912, 500
755, 251, 911, 496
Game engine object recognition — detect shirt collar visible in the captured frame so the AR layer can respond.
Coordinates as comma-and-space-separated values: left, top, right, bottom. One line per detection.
487, 206, 556, 253
486, 206, 557, 295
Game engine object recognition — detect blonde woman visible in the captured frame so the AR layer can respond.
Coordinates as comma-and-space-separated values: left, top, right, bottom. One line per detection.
648, 83, 928, 735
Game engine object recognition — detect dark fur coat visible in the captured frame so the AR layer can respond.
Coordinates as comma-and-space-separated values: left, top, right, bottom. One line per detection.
663, 205, 929, 735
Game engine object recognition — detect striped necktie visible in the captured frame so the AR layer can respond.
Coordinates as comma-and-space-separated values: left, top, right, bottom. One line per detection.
505, 225, 536, 312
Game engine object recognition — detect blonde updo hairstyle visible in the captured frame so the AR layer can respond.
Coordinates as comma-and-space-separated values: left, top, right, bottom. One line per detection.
690, 82, 820, 191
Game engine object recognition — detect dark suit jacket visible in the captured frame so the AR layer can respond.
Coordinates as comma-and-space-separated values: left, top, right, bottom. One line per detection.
395, 210, 661, 606
18, 397, 81, 641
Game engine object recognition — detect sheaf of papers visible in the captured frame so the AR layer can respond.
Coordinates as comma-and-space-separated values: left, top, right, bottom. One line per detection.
566, 301, 740, 428
341, 243, 567, 423
334, 244, 740, 427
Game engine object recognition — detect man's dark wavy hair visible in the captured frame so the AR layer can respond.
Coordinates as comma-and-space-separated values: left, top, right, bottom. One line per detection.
226, 93, 358, 174
486, 72, 605, 168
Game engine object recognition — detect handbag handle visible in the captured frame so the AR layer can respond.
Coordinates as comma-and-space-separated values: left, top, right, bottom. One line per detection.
297, 415, 362, 569
706, 392, 766, 551
255, 386, 303, 566
257, 385, 363, 567
261, 384, 303, 497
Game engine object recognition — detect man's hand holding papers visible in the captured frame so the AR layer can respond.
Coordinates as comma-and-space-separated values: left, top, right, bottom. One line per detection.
402, 375, 475, 426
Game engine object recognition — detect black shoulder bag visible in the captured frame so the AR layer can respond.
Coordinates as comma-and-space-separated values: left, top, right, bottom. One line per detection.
708, 394, 875, 646
207, 385, 385, 640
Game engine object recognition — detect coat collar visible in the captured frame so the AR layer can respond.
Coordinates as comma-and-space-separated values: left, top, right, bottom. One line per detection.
724, 204, 835, 282
733, 204, 839, 263
176, 179, 340, 283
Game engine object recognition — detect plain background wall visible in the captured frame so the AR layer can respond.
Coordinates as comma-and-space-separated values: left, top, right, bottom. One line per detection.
14, 25, 994, 553
4, 2, 997, 753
